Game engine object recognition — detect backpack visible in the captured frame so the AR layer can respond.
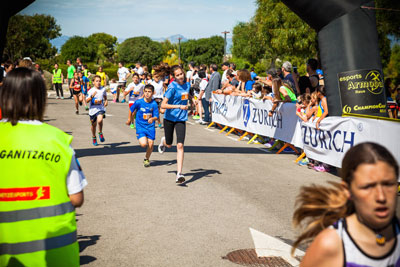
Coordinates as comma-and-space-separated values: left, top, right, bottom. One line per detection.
191, 77, 202, 93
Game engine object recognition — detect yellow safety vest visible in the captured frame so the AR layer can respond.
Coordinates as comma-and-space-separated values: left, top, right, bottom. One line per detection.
0, 122, 79, 267
52, 69, 62, 84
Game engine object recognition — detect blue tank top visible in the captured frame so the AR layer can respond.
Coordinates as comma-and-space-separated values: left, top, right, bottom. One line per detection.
330, 217, 400, 267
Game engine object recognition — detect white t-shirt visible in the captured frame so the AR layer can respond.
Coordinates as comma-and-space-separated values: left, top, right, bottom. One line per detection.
4, 120, 87, 195
109, 83, 118, 93
151, 80, 164, 99
186, 70, 193, 81
126, 82, 144, 103
118, 67, 130, 82
135, 67, 144, 75
88, 87, 107, 116
199, 79, 208, 99
221, 69, 228, 84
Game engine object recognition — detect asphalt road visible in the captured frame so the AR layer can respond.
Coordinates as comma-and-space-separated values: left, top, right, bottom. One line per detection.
43, 91, 379, 267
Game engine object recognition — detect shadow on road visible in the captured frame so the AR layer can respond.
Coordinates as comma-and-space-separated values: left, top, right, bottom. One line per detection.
151, 159, 177, 167
102, 141, 130, 149
75, 145, 271, 158
78, 235, 100, 265
168, 168, 222, 187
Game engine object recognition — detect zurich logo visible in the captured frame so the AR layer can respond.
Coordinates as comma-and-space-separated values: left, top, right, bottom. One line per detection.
243, 99, 251, 127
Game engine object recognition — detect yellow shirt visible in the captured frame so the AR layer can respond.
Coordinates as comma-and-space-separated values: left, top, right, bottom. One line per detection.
96, 71, 107, 86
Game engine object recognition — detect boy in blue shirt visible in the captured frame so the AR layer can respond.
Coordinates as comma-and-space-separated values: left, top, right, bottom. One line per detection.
78, 71, 90, 111
130, 84, 159, 167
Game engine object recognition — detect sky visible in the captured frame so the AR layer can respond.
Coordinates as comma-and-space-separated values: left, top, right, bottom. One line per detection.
20, 0, 257, 39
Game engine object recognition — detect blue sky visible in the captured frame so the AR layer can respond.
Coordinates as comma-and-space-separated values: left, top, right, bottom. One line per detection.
20, 0, 256, 39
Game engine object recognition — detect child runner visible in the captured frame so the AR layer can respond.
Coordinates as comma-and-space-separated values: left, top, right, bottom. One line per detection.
156, 64, 190, 183
124, 73, 144, 129
130, 84, 159, 167
150, 74, 164, 128
109, 78, 118, 102
86, 75, 108, 146
70, 72, 83, 114
78, 71, 89, 111
96, 66, 107, 87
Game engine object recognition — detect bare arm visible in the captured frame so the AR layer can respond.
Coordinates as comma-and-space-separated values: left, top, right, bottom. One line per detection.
316, 97, 329, 128
160, 97, 187, 110
69, 191, 84, 208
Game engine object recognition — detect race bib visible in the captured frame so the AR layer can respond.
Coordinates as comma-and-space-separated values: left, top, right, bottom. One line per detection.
181, 92, 189, 100
133, 91, 140, 96
143, 113, 151, 120
94, 99, 102, 105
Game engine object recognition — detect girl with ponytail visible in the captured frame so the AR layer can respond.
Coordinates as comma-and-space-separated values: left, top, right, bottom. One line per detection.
292, 142, 400, 266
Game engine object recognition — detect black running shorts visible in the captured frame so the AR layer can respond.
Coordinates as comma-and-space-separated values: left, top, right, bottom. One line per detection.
163, 119, 186, 145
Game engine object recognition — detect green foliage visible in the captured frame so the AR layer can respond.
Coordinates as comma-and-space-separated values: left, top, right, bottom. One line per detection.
60, 36, 96, 63
376, 0, 400, 39
117, 36, 164, 68
88, 33, 117, 63
232, 21, 265, 65
4, 14, 61, 61
181, 36, 224, 65
384, 44, 400, 85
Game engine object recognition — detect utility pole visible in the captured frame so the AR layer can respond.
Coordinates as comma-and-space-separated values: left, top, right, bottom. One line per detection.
222, 31, 230, 60
178, 37, 182, 64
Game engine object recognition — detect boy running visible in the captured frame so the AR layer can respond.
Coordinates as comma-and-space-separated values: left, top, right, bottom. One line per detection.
124, 73, 144, 128
130, 84, 159, 167
78, 71, 90, 111
86, 75, 108, 146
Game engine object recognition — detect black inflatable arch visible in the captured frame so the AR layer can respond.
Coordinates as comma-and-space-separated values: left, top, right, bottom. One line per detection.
282, 0, 386, 117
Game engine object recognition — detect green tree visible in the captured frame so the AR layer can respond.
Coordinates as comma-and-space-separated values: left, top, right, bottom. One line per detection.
60, 36, 96, 63
384, 44, 400, 85
118, 36, 164, 67
232, 21, 265, 65
181, 36, 224, 65
4, 14, 61, 61
88, 33, 117, 63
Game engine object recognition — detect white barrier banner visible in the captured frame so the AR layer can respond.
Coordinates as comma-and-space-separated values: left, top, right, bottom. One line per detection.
212, 94, 400, 168
211, 94, 303, 147
302, 116, 400, 168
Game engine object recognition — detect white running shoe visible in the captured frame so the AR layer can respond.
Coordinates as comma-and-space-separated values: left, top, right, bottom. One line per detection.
176, 173, 185, 184
195, 119, 202, 123
158, 136, 166, 154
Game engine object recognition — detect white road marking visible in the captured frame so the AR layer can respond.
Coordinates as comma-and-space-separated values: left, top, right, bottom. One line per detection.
105, 114, 113, 117
227, 136, 238, 141
205, 128, 215, 132
249, 227, 304, 267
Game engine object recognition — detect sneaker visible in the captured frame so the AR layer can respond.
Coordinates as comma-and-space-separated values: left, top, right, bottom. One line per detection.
158, 136, 166, 154
199, 120, 207, 125
121, 99, 126, 103
143, 159, 150, 167
193, 115, 200, 119
116, 99, 119, 103
298, 158, 309, 166
176, 173, 185, 184
92, 137, 98, 146
130, 123, 135, 129
85, 106, 89, 111
61, 96, 64, 99
75, 110, 79, 115
158, 123, 162, 128
56, 96, 60, 99
99, 132, 105, 142
314, 164, 329, 172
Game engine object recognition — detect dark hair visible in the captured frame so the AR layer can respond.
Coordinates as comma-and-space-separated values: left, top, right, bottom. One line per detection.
153, 64, 184, 79
83, 64, 88, 69
119, 61, 124, 65
0, 68, 46, 125
298, 76, 311, 94
267, 68, 278, 78
144, 84, 154, 92
226, 69, 235, 78
199, 64, 207, 71
292, 142, 399, 254
316, 85, 326, 96
188, 61, 195, 68
198, 70, 206, 79
251, 67, 255, 71
230, 63, 236, 70
210, 64, 218, 72
307, 58, 318, 71
253, 83, 262, 93
132, 73, 140, 78
222, 62, 230, 67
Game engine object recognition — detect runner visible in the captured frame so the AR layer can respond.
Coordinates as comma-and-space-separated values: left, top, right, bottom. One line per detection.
124, 73, 145, 129
66, 60, 76, 99
117, 62, 130, 103
96, 66, 107, 87
86, 75, 108, 146
129, 84, 159, 167
156, 64, 190, 183
292, 142, 399, 266
150, 74, 164, 128
69, 72, 83, 114
78, 71, 89, 111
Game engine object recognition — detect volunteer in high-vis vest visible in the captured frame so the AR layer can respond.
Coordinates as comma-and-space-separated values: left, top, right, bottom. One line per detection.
0, 68, 87, 267
52, 63, 64, 99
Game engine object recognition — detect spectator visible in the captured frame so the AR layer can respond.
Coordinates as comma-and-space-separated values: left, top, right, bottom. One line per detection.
0, 67, 86, 266
229, 63, 237, 75
220, 69, 239, 95
296, 75, 312, 95
203, 64, 221, 123
247, 82, 263, 100
268, 78, 297, 117
313, 85, 328, 129
306, 58, 320, 93
237, 69, 254, 92
281, 61, 295, 92
76, 57, 83, 73
117, 62, 130, 103
250, 67, 257, 81
19, 58, 33, 69
52, 63, 64, 99
186, 61, 195, 83
221, 62, 230, 85
135, 62, 144, 75
196, 70, 208, 125
3, 61, 14, 77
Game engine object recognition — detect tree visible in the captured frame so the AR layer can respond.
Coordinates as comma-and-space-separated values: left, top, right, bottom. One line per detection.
385, 44, 400, 85
88, 33, 117, 63
4, 14, 61, 61
181, 36, 224, 65
60, 36, 96, 63
232, 21, 265, 65
118, 36, 164, 67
